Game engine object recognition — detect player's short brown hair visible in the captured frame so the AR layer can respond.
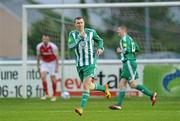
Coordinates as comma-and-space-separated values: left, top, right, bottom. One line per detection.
119, 26, 128, 32
74, 16, 84, 23
42, 33, 50, 36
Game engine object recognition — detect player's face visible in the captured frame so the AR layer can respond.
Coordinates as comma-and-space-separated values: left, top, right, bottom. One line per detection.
42, 35, 49, 45
75, 18, 85, 31
116, 27, 125, 37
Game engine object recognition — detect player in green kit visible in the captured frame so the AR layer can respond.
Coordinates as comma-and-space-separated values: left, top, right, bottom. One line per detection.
68, 17, 111, 116
109, 26, 157, 110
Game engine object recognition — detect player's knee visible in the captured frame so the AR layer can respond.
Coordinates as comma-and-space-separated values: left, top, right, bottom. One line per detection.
40, 72, 47, 81
83, 77, 94, 92
130, 81, 137, 88
83, 79, 91, 91
89, 83, 95, 90
118, 79, 127, 89
119, 83, 125, 89
83, 83, 89, 90
50, 75, 56, 81
41, 76, 46, 81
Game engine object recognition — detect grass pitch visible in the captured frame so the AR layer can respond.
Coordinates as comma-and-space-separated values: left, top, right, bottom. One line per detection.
0, 97, 179, 121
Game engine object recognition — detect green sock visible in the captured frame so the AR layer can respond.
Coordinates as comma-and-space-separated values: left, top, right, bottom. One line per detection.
80, 91, 90, 109
135, 85, 153, 97
117, 90, 125, 106
94, 83, 105, 92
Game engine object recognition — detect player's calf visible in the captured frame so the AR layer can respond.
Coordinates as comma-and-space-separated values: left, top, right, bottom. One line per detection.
151, 92, 157, 106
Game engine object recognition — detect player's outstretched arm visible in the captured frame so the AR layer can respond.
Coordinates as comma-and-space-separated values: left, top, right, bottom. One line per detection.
53, 45, 59, 73
36, 45, 41, 73
92, 29, 104, 56
37, 55, 41, 74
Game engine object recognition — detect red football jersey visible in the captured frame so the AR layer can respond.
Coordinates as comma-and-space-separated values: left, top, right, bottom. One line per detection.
36, 42, 58, 62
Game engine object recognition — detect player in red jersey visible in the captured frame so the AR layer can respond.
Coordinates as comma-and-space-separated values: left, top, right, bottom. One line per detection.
36, 34, 59, 101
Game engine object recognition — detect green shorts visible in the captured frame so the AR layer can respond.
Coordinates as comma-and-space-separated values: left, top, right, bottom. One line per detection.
120, 60, 139, 82
76, 63, 96, 81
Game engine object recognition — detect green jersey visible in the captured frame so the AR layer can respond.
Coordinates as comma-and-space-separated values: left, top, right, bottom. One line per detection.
119, 34, 140, 62
68, 28, 104, 67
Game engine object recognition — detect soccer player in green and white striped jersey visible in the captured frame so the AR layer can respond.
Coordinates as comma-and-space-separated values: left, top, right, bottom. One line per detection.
68, 17, 111, 116
109, 26, 157, 110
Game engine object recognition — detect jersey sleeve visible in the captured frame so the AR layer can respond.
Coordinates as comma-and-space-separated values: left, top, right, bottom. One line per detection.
92, 29, 104, 50
68, 32, 80, 49
135, 42, 140, 52
52, 43, 58, 56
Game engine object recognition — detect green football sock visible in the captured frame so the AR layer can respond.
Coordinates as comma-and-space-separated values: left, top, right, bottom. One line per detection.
135, 85, 153, 97
117, 90, 125, 106
80, 91, 90, 109
94, 83, 105, 92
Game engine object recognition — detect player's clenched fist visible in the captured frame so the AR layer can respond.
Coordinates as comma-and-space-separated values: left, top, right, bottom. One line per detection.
116, 47, 123, 53
96, 49, 103, 56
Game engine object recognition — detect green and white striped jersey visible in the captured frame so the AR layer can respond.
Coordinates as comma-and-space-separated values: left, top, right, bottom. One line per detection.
68, 28, 104, 67
119, 34, 140, 62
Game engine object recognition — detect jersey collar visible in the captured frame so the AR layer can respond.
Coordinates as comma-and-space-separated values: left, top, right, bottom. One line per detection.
122, 33, 127, 39
43, 42, 50, 47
